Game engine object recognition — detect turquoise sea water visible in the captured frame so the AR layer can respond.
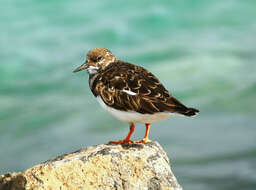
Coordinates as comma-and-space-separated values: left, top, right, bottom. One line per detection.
1, 0, 256, 189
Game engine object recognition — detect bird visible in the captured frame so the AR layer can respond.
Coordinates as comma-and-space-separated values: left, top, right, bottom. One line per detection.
73, 48, 199, 144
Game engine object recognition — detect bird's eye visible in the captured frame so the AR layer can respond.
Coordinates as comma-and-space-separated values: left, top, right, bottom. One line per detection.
97, 56, 102, 61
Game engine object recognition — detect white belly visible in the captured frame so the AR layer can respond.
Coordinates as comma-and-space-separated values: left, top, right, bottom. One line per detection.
96, 96, 178, 123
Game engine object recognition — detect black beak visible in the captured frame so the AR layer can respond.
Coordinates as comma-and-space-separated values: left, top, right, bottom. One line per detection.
73, 61, 88, 73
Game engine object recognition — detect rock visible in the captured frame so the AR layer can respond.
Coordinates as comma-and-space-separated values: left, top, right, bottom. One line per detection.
0, 141, 182, 190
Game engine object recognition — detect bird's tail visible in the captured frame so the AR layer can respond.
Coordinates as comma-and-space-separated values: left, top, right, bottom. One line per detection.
182, 107, 199, 117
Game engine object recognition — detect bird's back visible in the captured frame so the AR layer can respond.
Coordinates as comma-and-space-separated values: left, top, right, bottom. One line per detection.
90, 60, 199, 116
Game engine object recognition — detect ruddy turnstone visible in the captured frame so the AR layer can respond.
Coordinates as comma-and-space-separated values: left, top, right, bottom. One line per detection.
74, 48, 199, 144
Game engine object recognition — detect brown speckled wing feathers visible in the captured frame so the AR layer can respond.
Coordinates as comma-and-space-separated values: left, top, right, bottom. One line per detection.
91, 61, 188, 114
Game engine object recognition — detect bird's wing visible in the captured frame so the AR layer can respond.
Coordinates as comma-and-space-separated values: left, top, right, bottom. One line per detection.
94, 61, 188, 114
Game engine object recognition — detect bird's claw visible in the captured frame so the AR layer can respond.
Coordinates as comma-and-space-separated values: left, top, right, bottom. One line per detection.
134, 138, 152, 144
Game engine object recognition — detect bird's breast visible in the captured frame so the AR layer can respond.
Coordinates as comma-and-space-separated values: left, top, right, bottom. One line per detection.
89, 73, 101, 97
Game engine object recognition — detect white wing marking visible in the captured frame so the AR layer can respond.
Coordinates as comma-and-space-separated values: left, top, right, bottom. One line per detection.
123, 89, 137, 96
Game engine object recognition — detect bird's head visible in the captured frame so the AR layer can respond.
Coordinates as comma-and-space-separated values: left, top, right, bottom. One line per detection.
73, 48, 117, 74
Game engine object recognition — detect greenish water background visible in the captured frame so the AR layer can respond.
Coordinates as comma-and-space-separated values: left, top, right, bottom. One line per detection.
1, 0, 256, 189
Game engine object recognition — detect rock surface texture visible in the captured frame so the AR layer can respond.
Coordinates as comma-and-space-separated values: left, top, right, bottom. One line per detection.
0, 141, 182, 190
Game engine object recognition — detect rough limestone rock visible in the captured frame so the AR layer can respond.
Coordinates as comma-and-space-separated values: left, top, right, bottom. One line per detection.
0, 141, 182, 190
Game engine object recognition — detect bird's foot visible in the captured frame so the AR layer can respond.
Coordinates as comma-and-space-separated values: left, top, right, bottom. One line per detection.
134, 138, 152, 144
109, 139, 134, 144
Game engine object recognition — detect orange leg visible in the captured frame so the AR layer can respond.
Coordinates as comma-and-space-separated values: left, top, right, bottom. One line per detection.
135, 123, 152, 143
109, 123, 135, 144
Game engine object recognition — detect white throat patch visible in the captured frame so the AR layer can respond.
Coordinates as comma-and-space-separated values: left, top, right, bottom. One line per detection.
87, 66, 99, 74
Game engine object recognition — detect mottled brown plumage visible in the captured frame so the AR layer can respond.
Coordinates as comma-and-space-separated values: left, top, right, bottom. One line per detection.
89, 60, 196, 115
74, 48, 199, 144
